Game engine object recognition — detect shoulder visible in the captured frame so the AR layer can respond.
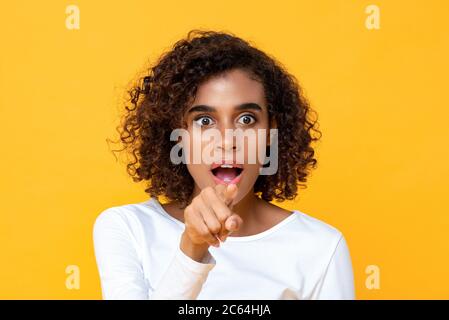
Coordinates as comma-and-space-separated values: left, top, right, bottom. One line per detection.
260, 200, 344, 248
92, 198, 163, 240
266, 200, 343, 241
282, 210, 351, 278
292, 209, 342, 240
93, 202, 140, 229
286, 209, 345, 258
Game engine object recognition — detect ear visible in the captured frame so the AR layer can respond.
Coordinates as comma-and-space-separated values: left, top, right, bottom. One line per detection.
267, 117, 277, 146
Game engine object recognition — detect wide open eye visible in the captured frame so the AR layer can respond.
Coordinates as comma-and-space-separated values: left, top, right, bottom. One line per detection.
237, 114, 256, 125
194, 116, 215, 127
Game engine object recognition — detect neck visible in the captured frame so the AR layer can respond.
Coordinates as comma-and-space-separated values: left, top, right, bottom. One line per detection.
230, 188, 260, 222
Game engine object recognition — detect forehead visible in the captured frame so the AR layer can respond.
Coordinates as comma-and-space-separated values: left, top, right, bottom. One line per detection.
192, 69, 266, 108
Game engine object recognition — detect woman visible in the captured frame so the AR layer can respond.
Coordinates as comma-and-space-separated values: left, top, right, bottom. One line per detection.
93, 29, 355, 300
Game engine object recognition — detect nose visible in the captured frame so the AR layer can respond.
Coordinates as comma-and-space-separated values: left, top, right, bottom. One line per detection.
216, 125, 240, 153
217, 130, 236, 151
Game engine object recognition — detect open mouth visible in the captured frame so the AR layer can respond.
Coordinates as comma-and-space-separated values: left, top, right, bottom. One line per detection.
210, 163, 244, 184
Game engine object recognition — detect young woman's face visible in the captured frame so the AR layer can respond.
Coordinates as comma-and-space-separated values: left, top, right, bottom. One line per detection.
181, 68, 272, 204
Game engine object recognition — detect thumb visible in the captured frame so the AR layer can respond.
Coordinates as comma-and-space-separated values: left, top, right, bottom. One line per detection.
224, 214, 243, 233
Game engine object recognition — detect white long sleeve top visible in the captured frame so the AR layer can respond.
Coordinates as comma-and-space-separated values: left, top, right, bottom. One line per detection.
93, 197, 355, 300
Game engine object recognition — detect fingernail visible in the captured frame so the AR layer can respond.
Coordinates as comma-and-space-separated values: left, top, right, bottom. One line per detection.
229, 221, 236, 229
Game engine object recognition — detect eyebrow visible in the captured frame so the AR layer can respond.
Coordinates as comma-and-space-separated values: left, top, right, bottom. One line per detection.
187, 102, 263, 114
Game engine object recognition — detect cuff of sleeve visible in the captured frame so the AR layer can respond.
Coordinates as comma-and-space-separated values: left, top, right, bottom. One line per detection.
176, 244, 216, 274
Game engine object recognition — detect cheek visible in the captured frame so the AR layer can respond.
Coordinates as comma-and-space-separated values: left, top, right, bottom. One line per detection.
186, 163, 211, 188
237, 132, 269, 166
183, 127, 219, 164
232, 164, 260, 201
242, 164, 260, 181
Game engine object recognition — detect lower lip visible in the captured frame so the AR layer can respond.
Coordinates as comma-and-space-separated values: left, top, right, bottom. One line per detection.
211, 170, 243, 185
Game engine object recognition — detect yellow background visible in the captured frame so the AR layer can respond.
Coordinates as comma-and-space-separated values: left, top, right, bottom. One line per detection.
1, 0, 448, 299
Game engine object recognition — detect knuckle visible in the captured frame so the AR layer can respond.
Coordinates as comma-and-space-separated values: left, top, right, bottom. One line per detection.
201, 186, 213, 196
209, 224, 221, 234
207, 236, 218, 245
199, 228, 210, 238
216, 207, 231, 220
185, 204, 196, 214
201, 188, 215, 202
191, 197, 200, 206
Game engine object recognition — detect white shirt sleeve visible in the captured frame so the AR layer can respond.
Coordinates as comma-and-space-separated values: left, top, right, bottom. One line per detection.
93, 210, 216, 300
151, 245, 216, 299
313, 234, 355, 300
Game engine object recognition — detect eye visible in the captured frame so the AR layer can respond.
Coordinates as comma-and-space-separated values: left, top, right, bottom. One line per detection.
193, 116, 215, 127
237, 114, 256, 125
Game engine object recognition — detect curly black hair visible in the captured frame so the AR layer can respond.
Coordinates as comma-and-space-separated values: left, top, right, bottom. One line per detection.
109, 29, 322, 208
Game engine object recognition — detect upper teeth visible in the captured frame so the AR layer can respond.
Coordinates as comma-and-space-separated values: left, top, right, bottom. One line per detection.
220, 164, 233, 168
